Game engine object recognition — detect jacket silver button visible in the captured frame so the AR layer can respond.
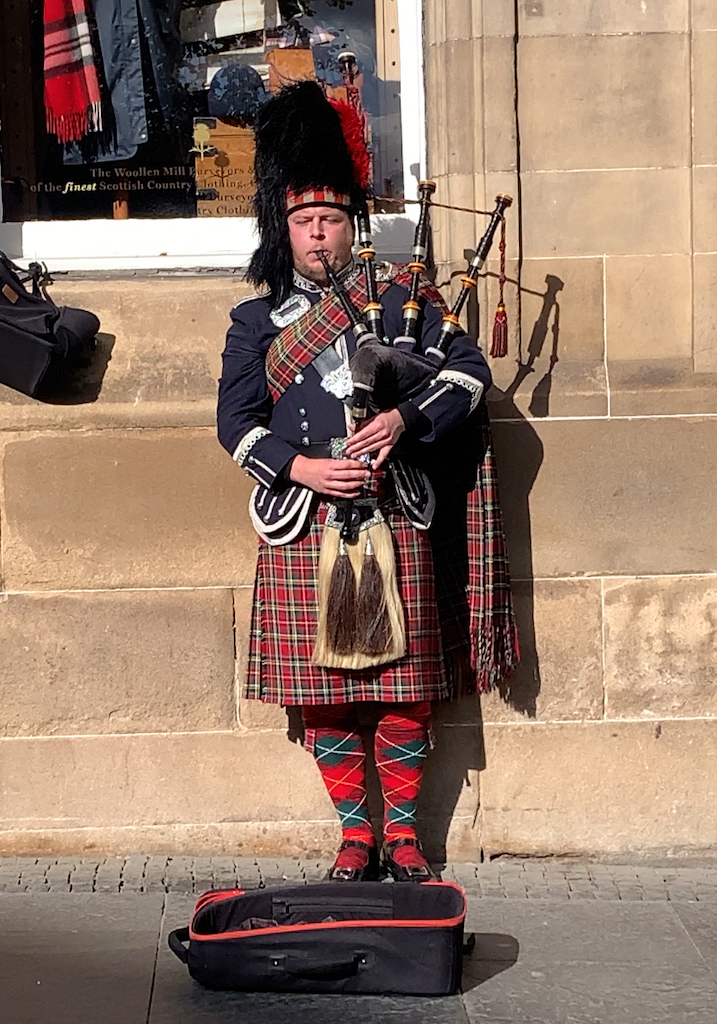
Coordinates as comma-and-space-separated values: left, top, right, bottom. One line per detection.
300, 420, 309, 431
301, 437, 310, 446
299, 407, 307, 416
295, 372, 304, 384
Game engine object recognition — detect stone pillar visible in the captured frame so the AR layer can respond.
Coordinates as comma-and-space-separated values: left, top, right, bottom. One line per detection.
424, 0, 717, 859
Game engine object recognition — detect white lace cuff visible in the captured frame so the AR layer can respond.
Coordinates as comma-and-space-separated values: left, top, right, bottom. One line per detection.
233, 426, 271, 467
436, 370, 484, 413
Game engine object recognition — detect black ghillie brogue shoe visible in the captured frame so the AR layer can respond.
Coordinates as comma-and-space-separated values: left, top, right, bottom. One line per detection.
383, 837, 436, 883
326, 839, 381, 882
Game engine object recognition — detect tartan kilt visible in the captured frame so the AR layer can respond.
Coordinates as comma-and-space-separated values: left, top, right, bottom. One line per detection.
245, 504, 449, 706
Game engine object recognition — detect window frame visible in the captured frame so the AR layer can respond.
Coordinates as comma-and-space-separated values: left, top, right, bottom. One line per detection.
0, 0, 425, 271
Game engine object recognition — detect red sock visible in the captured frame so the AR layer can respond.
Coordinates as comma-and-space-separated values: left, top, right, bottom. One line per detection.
302, 704, 375, 870
375, 702, 431, 866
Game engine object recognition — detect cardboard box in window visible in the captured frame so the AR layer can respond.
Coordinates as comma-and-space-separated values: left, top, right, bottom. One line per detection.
193, 118, 255, 218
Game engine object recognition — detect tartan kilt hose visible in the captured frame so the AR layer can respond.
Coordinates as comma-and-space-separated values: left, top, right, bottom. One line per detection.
245, 504, 449, 706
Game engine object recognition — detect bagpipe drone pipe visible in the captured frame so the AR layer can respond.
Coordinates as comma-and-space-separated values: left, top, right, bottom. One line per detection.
318, 188, 514, 426
311, 188, 512, 672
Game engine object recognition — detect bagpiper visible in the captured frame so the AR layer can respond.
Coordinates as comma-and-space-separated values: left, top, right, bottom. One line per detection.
217, 80, 518, 882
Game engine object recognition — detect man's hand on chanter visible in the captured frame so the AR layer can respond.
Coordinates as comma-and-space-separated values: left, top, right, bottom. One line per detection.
289, 455, 370, 497
345, 409, 406, 469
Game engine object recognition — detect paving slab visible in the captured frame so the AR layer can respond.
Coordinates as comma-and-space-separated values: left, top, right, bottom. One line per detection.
465, 899, 703, 968
462, 958, 717, 1024
0, 893, 164, 1024
672, 902, 717, 980
150, 895, 469, 1024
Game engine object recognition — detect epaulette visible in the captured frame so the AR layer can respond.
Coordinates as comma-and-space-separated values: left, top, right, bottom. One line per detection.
231, 291, 269, 311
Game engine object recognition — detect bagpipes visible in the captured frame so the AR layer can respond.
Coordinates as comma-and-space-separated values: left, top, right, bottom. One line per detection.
313, 175, 512, 670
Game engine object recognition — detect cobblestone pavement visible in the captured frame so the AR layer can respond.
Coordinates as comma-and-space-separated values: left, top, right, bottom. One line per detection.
3, 856, 717, 1023
2, 855, 717, 900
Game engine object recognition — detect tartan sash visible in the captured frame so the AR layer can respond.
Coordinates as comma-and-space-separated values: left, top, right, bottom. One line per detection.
265, 266, 447, 402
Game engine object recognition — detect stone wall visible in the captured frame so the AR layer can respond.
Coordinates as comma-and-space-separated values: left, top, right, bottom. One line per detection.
1, 1, 716, 859
425, 0, 717, 857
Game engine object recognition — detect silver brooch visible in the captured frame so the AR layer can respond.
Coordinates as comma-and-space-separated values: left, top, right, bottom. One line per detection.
270, 293, 311, 327
320, 363, 354, 401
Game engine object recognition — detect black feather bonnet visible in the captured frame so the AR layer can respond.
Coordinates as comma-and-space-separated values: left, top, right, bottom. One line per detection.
247, 81, 370, 307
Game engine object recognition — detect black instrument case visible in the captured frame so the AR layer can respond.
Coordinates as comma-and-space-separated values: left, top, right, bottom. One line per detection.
169, 880, 466, 995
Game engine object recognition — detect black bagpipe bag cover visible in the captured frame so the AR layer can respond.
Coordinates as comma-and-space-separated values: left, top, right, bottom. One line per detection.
168, 880, 466, 995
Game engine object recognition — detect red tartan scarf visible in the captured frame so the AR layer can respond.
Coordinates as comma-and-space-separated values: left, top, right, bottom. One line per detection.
43, 0, 103, 144
265, 266, 446, 401
265, 266, 520, 694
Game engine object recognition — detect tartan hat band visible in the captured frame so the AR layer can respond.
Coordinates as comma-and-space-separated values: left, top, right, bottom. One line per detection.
286, 188, 352, 212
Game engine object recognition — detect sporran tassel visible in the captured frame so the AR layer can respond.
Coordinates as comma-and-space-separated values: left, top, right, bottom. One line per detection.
355, 533, 392, 654
490, 215, 509, 358
325, 537, 357, 654
313, 520, 406, 670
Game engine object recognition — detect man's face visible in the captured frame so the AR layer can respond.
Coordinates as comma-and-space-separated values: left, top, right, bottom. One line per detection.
287, 206, 355, 284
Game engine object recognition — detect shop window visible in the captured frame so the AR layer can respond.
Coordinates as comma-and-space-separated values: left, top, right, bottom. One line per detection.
0, 0, 408, 225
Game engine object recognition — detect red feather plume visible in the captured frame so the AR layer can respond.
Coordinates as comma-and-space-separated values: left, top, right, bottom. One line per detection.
329, 99, 371, 190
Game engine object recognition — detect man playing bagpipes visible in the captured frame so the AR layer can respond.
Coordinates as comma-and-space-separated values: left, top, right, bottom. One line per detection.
217, 81, 519, 882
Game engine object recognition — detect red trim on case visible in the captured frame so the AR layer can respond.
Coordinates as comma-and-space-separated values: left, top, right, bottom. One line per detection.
189, 881, 466, 942
194, 889, 245, 913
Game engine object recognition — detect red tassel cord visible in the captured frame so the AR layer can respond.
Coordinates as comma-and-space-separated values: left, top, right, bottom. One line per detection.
490, 216, 509, 358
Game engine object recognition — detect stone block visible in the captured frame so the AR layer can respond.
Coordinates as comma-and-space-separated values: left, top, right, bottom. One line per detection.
425, 0, 481, 44
521, 169, 690, 258
608, 359, 717, 416
0, 589, 235, 736
521, 257, 604, 361
692, 166, 717, 254
483, 0, 515, 36
1, 429, 258, 590
437, 582, 604, 726
0, 729, 479, 837
606, 255, 692, 361
0, 276, 253, 431
481, 578, 604, 723
692, 1, 717, 30
492, 417, 717, 578
424, 45, 450, 180
604, 575, 717, 719
486, 256, 607, 420
694, 254, 717, 373
518, 35, 690, 172
518, 0, 688, 35
483, 36, 517, 172
480, 720, 717, 856
429, 39, 484, 178
693, 33, 717, 164
0, 732, 333, 830
0, 817, 474, 860
431, 175, 499, 286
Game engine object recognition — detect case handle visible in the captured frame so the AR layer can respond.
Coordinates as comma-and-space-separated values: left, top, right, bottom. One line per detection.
168, 927, 190, 963
282, 953, 363, 980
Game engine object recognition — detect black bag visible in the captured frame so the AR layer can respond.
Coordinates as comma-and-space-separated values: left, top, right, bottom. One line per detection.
0, 251, 100, 398
169, 881, 466, 996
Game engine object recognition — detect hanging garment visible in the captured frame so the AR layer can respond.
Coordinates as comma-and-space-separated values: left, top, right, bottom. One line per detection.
64, 0, 182, 163
43, 0, 103, 143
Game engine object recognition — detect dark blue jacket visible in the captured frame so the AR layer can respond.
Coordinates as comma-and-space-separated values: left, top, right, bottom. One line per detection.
65, 0, 181, 164
217, 264, 492, 489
